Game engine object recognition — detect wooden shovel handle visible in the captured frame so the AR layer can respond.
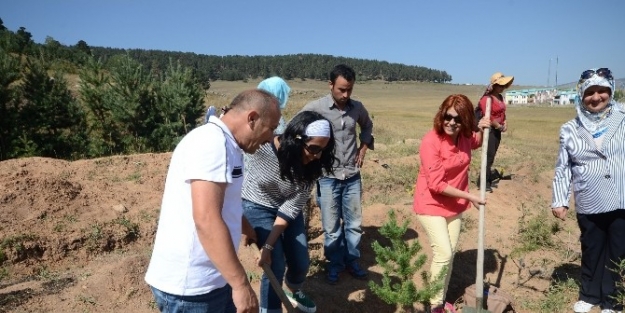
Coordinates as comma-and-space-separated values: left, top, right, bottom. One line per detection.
252, 243, 296, 313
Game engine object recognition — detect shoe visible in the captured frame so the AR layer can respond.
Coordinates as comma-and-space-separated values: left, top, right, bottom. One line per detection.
285, 289, 316, 313
600, 310, 622, 313
431, 303, 456, 313
431, 307, 445, 313
346, 261, 368, 279
444, 302, 457, 313
326, 268, 339, 285
574, 300, 594, 313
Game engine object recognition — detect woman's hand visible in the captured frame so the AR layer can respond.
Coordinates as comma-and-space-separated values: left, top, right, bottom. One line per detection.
478, 117, 491, 130
552, 207, 567, 221
258, 246, 272, 267
470, 194, 486, 209
500, 122, 508, 132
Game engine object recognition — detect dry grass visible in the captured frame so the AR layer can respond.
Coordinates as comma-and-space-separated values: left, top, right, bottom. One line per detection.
207, 79, 584, 313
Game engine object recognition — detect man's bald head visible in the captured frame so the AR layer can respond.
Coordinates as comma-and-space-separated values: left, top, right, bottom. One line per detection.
228, 89, 280, 120
221, 89, 282, 153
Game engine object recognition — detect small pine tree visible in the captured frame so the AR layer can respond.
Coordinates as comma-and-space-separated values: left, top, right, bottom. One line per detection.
369, 209, 445, 313
0, 48, 22, 160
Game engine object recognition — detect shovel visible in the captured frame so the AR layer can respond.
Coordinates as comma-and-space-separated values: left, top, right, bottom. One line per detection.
464, 97, 492, 313
252, 243, 297, 313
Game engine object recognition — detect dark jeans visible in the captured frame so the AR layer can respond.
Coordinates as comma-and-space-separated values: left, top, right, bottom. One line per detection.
486, 128, 502, 184
150, 285, 235, 313
242, 199, 310, 313
577, 210, 625, 311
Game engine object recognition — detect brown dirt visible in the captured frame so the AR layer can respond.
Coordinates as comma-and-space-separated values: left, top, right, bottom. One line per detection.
0, 153, 583, 313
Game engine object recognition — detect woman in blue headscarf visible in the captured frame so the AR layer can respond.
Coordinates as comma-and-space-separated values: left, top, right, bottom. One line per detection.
258, 76, 291, 135
551, 68, 625, 313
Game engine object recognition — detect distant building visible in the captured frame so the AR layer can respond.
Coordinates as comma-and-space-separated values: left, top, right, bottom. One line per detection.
503, 87, 575, 105
552, 89, 577, 105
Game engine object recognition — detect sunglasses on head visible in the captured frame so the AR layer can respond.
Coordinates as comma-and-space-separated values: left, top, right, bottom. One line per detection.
443, 113, 462, 124
304, 144, 325, 155
580, 68, 613, 81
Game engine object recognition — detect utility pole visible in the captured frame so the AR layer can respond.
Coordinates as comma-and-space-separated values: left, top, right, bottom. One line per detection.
555, 56, 559, 90
547, 58, 551, 87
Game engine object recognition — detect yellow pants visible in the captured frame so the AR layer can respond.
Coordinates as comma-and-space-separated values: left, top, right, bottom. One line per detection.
416, 213, 462, 306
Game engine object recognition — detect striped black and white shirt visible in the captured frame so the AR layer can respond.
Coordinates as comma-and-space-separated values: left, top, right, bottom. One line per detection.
552, 107, 625, 214
242, 141, 311, 223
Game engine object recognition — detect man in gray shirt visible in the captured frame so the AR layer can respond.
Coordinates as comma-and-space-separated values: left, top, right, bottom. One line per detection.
301, 64, 374, 285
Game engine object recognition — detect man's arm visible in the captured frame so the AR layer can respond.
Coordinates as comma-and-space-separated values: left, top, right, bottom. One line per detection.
191, 179, 258, 313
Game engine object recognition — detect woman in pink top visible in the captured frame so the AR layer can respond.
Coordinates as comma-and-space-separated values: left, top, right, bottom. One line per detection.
477, 72, 514, 192
413, 94, 490, 313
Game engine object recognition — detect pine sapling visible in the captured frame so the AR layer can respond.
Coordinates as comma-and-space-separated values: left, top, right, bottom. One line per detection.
369, 209, 445, 313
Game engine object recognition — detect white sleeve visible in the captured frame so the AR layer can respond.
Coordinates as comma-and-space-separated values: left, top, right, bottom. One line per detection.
182, 125, 231, 184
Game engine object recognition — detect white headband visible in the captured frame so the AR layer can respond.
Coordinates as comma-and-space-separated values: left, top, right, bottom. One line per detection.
304, 119, 331, 137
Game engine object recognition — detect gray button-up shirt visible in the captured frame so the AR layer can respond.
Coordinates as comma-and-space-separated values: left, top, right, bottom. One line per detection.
301, 94, 374, 180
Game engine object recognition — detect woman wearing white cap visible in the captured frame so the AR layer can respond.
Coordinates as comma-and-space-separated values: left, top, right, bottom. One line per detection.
552, 68, 625, 313
477, 72, 514, 192
242, 111, 336, 313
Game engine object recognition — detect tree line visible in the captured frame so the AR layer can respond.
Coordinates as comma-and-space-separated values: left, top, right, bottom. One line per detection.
0, 18, 452, 161
0, 18, 452, 84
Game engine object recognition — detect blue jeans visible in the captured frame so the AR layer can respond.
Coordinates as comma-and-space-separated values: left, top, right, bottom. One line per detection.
242, 199, 310, 313
316, 174, 363, 272
150, 285, 235, 313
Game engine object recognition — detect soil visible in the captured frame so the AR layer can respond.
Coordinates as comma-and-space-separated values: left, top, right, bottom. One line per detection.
0, 151, 585, 313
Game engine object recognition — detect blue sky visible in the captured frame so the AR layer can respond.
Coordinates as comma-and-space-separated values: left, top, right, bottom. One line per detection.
3, 0, 624, 86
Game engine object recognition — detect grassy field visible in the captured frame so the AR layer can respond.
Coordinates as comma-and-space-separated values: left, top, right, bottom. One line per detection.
206, 79, 586, 312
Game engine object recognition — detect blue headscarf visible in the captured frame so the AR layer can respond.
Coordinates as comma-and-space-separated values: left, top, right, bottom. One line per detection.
258, 77, 291, 134
258, 77, 290, 110
575, 69, 617, 138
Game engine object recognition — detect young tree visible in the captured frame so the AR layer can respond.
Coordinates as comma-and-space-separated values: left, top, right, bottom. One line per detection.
79, 57, 123, 156
106, 54, 155, 153
369, 209, 445, 313
0, 48, 21, 160
151, 58, 205, 151
17, 57, 88, 159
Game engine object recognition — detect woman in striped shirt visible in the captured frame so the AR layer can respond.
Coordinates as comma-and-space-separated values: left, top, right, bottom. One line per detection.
552, 68, 625, 313
242, 111, 336, 313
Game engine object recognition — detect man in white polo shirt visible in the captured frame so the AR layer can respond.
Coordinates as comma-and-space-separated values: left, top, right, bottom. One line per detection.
145, 89, 281, 313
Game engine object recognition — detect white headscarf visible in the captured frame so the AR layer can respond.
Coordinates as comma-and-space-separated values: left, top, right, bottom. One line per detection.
305, 119, 331, 137
575, 70, 616, 137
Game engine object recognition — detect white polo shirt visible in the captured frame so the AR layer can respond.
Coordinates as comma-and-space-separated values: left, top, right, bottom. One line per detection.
145, 116, 244, 296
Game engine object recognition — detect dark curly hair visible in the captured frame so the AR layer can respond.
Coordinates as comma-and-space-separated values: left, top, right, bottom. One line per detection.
277, 111, 336, 184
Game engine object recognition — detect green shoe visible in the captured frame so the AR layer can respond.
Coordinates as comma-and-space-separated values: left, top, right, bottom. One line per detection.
285, 289, 316, 313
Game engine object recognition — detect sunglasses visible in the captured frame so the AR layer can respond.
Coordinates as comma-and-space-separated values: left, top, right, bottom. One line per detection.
443, 113, 462, 124
580, 68, 613, 81
304, 144, 326, 155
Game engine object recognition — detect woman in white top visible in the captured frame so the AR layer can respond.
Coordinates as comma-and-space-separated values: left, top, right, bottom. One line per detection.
552, 68, 625, 313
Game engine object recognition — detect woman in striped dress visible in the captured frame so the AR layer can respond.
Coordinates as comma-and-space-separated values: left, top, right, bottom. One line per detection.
242, 111, 336, 313
551, 68, 625, 313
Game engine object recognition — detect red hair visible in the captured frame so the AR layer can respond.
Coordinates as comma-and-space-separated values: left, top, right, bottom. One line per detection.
433, 94, 475, 138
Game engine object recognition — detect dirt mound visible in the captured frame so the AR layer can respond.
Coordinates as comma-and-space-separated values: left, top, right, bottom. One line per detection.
0, 153, 580, 313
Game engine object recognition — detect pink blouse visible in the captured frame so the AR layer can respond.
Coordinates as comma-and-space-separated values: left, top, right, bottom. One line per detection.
413, 129, 482, 217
